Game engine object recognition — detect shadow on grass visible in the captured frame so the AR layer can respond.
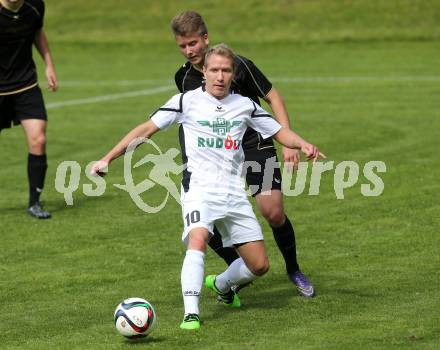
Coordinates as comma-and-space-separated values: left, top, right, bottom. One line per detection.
334, 288, 378, 298
49, 193, 119, 213
241, 286, 296, 309
0, 193, 118, 217
122, 336, 167, 345
202, 284, 293, 323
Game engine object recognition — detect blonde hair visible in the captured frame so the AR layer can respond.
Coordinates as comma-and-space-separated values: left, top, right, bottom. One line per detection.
204, 43, 236, 72
171, 11, 208, 36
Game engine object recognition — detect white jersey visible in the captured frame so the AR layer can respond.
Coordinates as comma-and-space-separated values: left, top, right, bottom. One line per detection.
150, 87, 281, 195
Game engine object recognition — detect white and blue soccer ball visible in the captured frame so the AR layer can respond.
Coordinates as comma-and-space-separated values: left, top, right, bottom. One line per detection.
114, 297, 157, 338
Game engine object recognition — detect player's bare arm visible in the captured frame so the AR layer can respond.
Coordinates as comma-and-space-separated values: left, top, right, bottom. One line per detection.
273, 127, 325, 162
34, 29, 58, 91
264, 87, 300, 169
91, 120, 160, 175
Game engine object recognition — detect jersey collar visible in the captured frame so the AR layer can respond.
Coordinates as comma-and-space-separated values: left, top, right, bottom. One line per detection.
202, 85, 232, 103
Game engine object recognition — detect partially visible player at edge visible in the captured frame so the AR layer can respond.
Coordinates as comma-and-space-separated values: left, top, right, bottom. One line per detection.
171, 11, 315, 296
91, 44, 324, 330
0, 0, 57, 218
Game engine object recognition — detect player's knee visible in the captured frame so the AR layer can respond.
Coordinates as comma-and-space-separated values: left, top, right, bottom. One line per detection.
251, 258, 270, 276
262, 207, 285, 227
188, 231, 209, 252
29, 133, 46, 151
188, 237, 206, 251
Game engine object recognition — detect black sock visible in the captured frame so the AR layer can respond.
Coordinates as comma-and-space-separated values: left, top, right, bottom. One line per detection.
272, 217, 300, 274
28, 153, 47, 207
208, 227, 240, 266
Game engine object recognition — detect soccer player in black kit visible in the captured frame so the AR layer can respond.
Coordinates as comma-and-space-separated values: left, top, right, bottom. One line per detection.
0, 0, 57, 218
170, 11, 315, 297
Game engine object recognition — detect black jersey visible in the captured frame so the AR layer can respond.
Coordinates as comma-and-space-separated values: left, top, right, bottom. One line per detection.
0, 0, 44, 94
175, 55, 275, 151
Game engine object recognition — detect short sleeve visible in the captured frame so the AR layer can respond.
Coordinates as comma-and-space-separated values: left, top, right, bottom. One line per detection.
235, 55, 272, 98
35, 0, 45, 29
246, 101, 282, 139
175, 69, 183, 93
150, 93, 183, 130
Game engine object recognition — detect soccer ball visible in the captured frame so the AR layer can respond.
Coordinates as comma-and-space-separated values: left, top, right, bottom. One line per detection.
114, 297, 157, 338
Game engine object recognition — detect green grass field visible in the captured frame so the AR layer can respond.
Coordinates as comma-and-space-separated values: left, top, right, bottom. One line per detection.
1, 1, 439, 349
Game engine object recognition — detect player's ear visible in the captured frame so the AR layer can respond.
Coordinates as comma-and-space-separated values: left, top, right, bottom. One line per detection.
202, 33, 209, 46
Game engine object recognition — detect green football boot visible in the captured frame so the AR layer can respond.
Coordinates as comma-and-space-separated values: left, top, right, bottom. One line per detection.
180, 314, 201, 330
205, 275, 241, 308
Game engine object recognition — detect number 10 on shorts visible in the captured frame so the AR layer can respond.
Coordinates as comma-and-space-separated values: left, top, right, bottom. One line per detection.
185, 210, 200, 227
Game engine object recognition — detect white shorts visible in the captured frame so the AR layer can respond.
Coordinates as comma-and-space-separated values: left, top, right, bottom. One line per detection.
181, 188, 263, 247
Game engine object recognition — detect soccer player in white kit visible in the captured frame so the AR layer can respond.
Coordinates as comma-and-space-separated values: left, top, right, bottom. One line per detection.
92, 44, 324, 330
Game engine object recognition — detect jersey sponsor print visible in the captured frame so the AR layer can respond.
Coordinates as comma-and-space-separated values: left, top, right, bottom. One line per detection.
150, 87, 281, 194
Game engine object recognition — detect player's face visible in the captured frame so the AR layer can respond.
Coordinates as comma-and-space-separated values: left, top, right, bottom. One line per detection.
3, 0, 24, 8
175, 32, 209, 67
203, 54, 234, 100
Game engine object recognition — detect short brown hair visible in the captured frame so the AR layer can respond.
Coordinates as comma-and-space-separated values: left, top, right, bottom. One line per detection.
171, 11, 208, 36
204, 43, 236, 72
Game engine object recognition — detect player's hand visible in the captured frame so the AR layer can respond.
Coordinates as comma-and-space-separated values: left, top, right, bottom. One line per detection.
45, 65, 58, 92
282, 146, 300, 173
300, 142, 326, 163
90, 160, 109, 177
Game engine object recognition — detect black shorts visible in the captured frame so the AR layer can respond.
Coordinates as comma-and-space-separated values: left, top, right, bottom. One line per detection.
243, 147, 282, 197
0, 85, 47, 133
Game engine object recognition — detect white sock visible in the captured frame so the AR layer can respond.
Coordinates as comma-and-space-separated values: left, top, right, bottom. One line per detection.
181, 249, 205, 316
215, 257, 258, 293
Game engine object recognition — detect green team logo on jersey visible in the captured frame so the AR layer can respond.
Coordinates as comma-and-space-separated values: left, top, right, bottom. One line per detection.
197, 117, 242, 136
